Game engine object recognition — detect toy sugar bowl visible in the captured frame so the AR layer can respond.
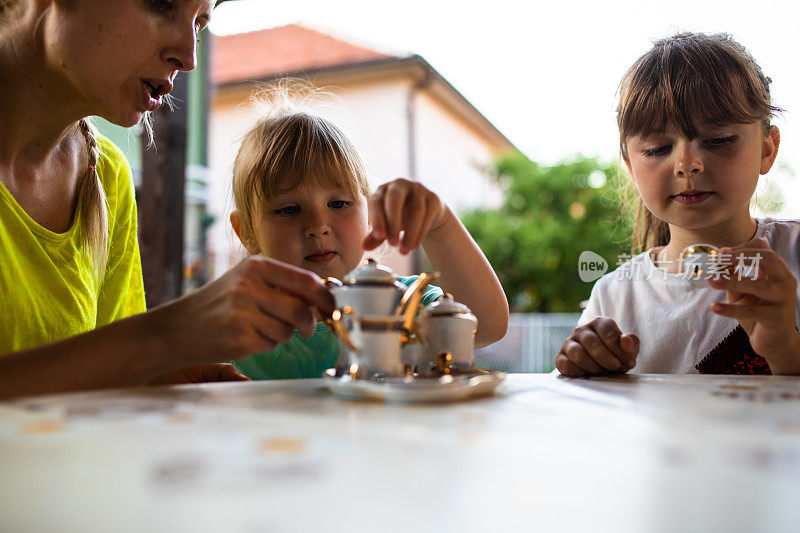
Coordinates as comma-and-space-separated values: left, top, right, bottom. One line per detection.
417, 293, 478, 376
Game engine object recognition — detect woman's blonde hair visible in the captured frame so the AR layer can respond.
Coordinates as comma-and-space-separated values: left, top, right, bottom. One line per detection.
617, 32, 782, 254
231, 82, 370, 244
77, 118, 109, 278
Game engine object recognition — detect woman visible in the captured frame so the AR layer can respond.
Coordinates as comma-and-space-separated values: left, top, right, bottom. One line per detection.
0, 0, 334, 398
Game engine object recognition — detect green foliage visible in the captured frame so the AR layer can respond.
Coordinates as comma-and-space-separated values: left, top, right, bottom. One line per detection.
461, 153, 633, 312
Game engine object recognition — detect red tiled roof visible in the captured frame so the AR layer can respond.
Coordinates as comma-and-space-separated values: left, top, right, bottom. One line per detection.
211, 24, 395, 85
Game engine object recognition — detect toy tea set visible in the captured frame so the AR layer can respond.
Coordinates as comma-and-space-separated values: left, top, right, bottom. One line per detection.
321, 259, 505, 402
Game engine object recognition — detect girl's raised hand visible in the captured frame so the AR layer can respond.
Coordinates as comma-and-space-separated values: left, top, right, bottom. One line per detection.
556, 317, 639, 377
362, 178, 448, 255
709, 238, 800, 373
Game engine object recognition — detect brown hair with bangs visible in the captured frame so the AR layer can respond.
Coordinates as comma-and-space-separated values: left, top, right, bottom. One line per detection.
617, 32, 782, 254
232, 83, 370, 247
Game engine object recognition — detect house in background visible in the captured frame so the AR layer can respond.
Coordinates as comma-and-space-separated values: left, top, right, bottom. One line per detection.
208, 23, 516, 276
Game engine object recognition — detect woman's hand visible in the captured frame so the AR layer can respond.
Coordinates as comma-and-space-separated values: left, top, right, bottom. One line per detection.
709, 238, 800, 374
154, 256, 336, 368
147, 363, 250, 385
556, 317, 639, 377
362, 178, 448, 255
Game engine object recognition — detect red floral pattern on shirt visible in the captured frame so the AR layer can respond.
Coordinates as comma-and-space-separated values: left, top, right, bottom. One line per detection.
695, 325, 772, 375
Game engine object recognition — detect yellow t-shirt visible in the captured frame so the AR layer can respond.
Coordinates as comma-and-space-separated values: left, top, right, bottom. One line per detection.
0, 135, 146, 353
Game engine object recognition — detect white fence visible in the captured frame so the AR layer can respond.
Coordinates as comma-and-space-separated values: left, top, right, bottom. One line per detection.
474, 313, 580, 373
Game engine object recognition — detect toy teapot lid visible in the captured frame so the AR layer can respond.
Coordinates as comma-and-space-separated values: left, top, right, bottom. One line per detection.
344, 259, 399, 286
424, 293, 473, 316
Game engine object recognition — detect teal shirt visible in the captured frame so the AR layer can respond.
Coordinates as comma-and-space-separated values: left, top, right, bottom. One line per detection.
234, 275, 444, 380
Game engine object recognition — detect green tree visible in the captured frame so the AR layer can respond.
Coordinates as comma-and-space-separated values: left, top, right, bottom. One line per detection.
461, 154, 632, 313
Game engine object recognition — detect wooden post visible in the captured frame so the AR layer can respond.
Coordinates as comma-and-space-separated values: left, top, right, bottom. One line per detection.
139, 72, 188, 308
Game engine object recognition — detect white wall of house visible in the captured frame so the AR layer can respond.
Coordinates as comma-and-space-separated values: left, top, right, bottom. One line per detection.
207, 76, 504, 279
414, 91, 503, 211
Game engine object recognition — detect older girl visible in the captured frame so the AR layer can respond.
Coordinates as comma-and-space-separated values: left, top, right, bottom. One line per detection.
558, 33, 799, 376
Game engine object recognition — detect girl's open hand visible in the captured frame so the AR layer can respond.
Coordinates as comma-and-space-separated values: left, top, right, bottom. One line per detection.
362, 178, 448, 255
556, 317, 639, 377
709, 238, 800, 372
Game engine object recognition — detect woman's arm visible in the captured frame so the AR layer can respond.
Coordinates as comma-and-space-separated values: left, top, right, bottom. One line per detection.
0, 309, 177, 399
0, 256, 335, 399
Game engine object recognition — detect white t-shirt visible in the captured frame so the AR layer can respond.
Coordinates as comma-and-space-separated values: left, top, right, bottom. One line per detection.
579, 218, 800, 374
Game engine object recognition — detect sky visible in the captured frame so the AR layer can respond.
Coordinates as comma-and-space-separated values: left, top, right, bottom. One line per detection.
210, 0, 800, 215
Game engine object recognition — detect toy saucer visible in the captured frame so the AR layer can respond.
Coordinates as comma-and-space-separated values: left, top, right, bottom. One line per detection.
322, 368, 505, 403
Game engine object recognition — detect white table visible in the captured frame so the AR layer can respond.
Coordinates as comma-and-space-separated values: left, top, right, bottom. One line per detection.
1, 374, 799, 533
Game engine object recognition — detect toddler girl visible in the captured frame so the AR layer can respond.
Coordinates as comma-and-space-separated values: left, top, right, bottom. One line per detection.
230, 94, 509, 379
557, 32, 800, 376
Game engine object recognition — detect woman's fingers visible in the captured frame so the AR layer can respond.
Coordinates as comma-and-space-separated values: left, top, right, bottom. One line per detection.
147, 363, 251, 385
215, 363, 251, 382
249, 281, 321, 342
218, 257, 332, 352
161, 257, 336, 365
247, 256, 335, 317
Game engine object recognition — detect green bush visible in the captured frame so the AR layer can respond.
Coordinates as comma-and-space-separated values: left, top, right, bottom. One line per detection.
462, 153, 633, 312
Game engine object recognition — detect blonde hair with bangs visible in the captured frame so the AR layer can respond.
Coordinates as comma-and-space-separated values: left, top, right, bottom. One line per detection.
616, 32, 782, 254
232, 82, 370, 245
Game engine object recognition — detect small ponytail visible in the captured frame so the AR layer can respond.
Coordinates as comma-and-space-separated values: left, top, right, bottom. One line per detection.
76, 119, 109, 279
